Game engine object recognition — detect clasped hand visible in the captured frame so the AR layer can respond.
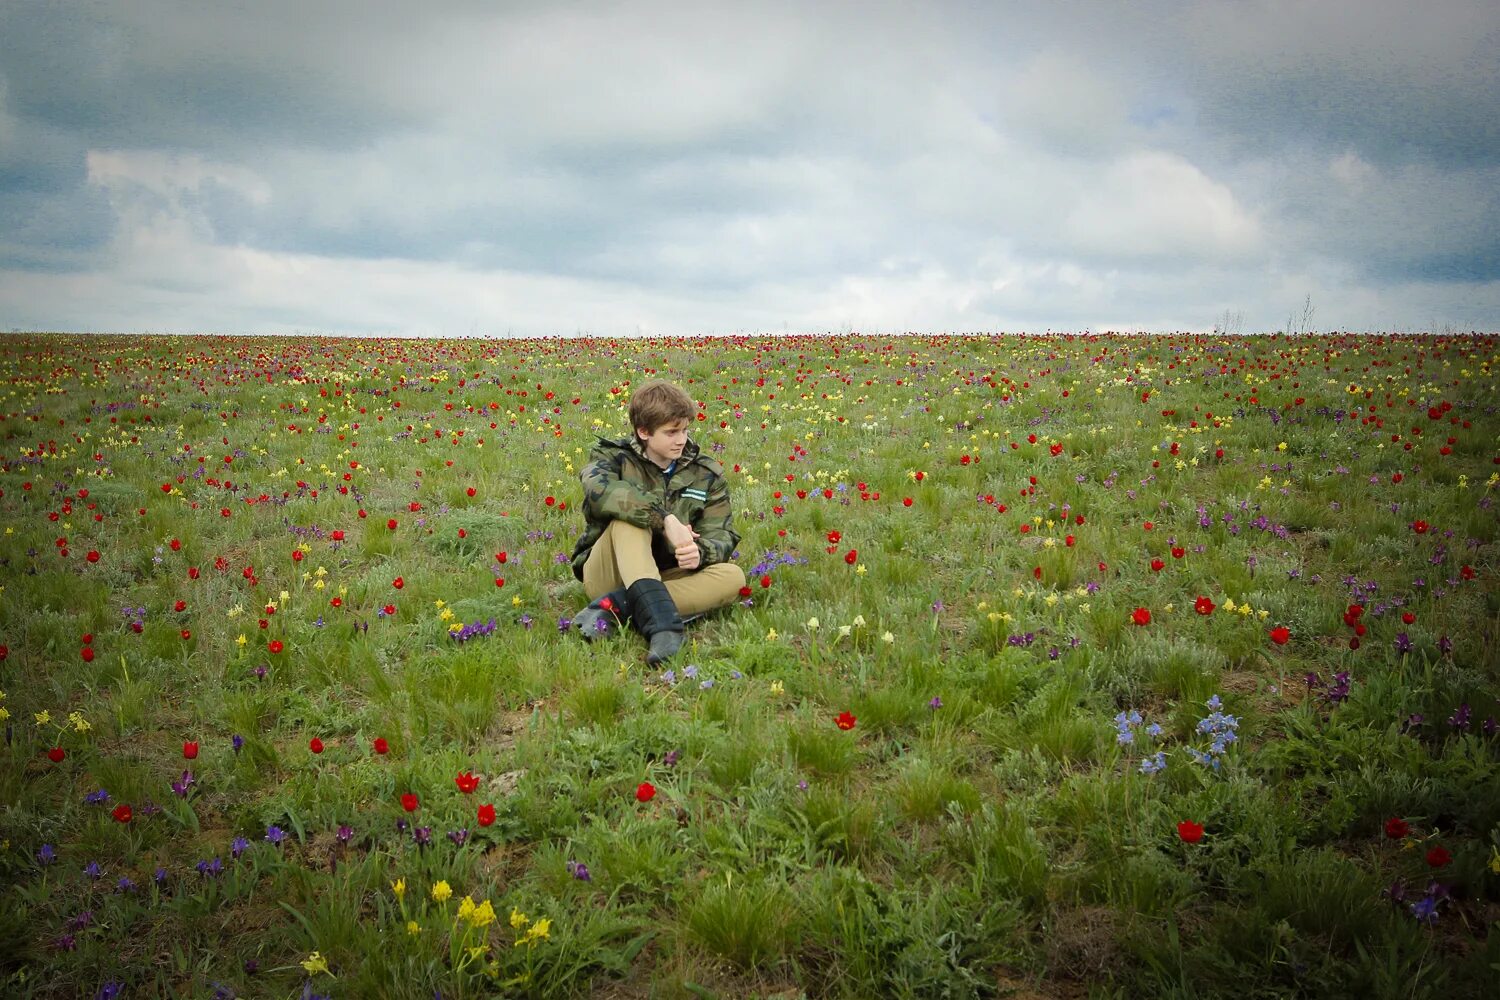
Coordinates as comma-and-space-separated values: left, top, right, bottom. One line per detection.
662, 515, 701, 570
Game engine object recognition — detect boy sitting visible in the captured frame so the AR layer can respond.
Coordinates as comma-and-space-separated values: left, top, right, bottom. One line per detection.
568, 380, 745, 663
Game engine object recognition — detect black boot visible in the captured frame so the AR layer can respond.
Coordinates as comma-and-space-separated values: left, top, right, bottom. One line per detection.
572, 589, 628, 641
625, 578, 684, 665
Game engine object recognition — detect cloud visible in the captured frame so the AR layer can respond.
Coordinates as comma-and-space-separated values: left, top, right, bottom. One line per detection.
0, 0, 1496, 333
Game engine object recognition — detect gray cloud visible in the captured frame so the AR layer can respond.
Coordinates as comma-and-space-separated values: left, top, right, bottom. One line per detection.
1, 0, 1496, 334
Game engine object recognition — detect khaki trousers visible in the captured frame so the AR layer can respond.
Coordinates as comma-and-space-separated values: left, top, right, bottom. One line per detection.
582, 520, 746, 616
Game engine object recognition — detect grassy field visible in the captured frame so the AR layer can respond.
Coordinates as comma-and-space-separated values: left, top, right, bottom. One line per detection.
1, 331, 1497, 999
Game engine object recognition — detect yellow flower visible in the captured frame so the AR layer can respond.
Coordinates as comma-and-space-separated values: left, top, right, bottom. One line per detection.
391, 878, 405, 901
431, 880, 452, 903
68, 711, 90, 733
467, 900, 497, 929
1488, 846, 1500, 875
517, 916, 552, 946
457, 896, 476, 922
0, 707, 9, 722
769, 680, 784, 696
852, 615, 866, 627
509, 907, 529, 930
34, 710, 50, 726
467, 944, 489, 960
439, 608, 454, 622
300, 951, 330, 976
882, 631, 895, 644
765, 628, 778, 641
855, 563, 866, 575
236, 634, 247, 647
837, 625, 852, 639
406, 920, 422, 936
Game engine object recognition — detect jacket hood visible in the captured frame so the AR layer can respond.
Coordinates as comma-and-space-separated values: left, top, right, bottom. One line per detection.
599, 433, 706, 469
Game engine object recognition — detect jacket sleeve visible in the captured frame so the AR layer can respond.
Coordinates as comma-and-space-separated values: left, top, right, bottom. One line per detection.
580, 448, 667, 532
693, 472, 740, 567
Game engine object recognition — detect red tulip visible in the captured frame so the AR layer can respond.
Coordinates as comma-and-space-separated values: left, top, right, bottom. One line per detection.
309, 737, 324, 754
477, 803, 496, 826
454, 771, 479, 794
47, 747, 66, 763
1132, 608, 1152, 626
373, 737, 389, 754
183, 741, 199, 759
1384, 817, 1409, 839
1425, 846, 1451, 868
635, 782, 656, 802
401, 792, 418, 812
1177, 820, 1204, 843
113, 804, 133, 823
1269, 627, 1291, 645
1194, 597, 1215, 616
835, 710, 857, 731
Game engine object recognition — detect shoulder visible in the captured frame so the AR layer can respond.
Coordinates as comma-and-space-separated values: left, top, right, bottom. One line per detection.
587, 436, 633, 462
688, 452, 726, 480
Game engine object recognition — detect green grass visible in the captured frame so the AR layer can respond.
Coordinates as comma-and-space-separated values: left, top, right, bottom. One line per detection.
0, 331, 1497, 998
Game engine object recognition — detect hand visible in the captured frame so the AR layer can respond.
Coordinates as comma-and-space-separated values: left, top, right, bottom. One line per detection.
674, 540, 702, 571
662, 514, 695, 549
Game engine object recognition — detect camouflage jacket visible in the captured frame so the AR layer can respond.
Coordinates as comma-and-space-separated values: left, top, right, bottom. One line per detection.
569, 434, 740, 581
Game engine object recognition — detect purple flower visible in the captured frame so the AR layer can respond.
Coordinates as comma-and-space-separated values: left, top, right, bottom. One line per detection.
929, 696, 943, 710
1447, 704, 1471, 730
231, 837, 250, 859
567, 860, 592, 882
1393, 632, 1412, 654
84, 788, 111, 805
447, 828, 469, 848
195, 857, 223, 878
1410, 895, 1440, 925
662, 749, 681, 768
265, 825, 286, 846
232, 734, 244, 753
1437, 636, 1452, 655
114, 876, 136, 893
336, 824, 354, 844
413, 826, 432, 848
171, 770, 195, 797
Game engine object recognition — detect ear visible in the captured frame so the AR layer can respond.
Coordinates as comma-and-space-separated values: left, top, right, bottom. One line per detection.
636, 427, 650, 442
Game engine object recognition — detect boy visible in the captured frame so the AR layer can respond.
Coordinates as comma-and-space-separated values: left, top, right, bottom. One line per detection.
568, 380, 745, 663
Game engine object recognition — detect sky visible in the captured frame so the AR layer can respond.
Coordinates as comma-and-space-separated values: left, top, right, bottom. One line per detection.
1, 0, 1498, 337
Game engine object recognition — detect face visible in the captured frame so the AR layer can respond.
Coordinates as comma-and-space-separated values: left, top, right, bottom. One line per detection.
637, 419, 689, 467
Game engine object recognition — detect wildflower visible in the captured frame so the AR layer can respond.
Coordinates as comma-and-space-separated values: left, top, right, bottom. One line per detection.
1385, 817, 1410, 839
454, 771, 479, 794
1269, 626, 1291, 645
466, 899, 497, 929
112, 804, 132, 824
1177, 821, 1204, 844
1194, 596, 1215, 616
1425, 846, 1452, 868
412, 826, 432, 847
835, 710, 857, 730
568, 860, 592, 881
635, 782, 656, 803
171, 771, 195, 797
265, 825, 286, 845
431, 880, 452, 903
508, 906, 527, 929
769, 680, 784, 695
518, 916, 552, 946
1131, 607, 1151, 626
406, 920, 421, 936
391, 877, 405, 901
300, 951, 330, 976
477, 803, 496, 826
231, 837, 250, 859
